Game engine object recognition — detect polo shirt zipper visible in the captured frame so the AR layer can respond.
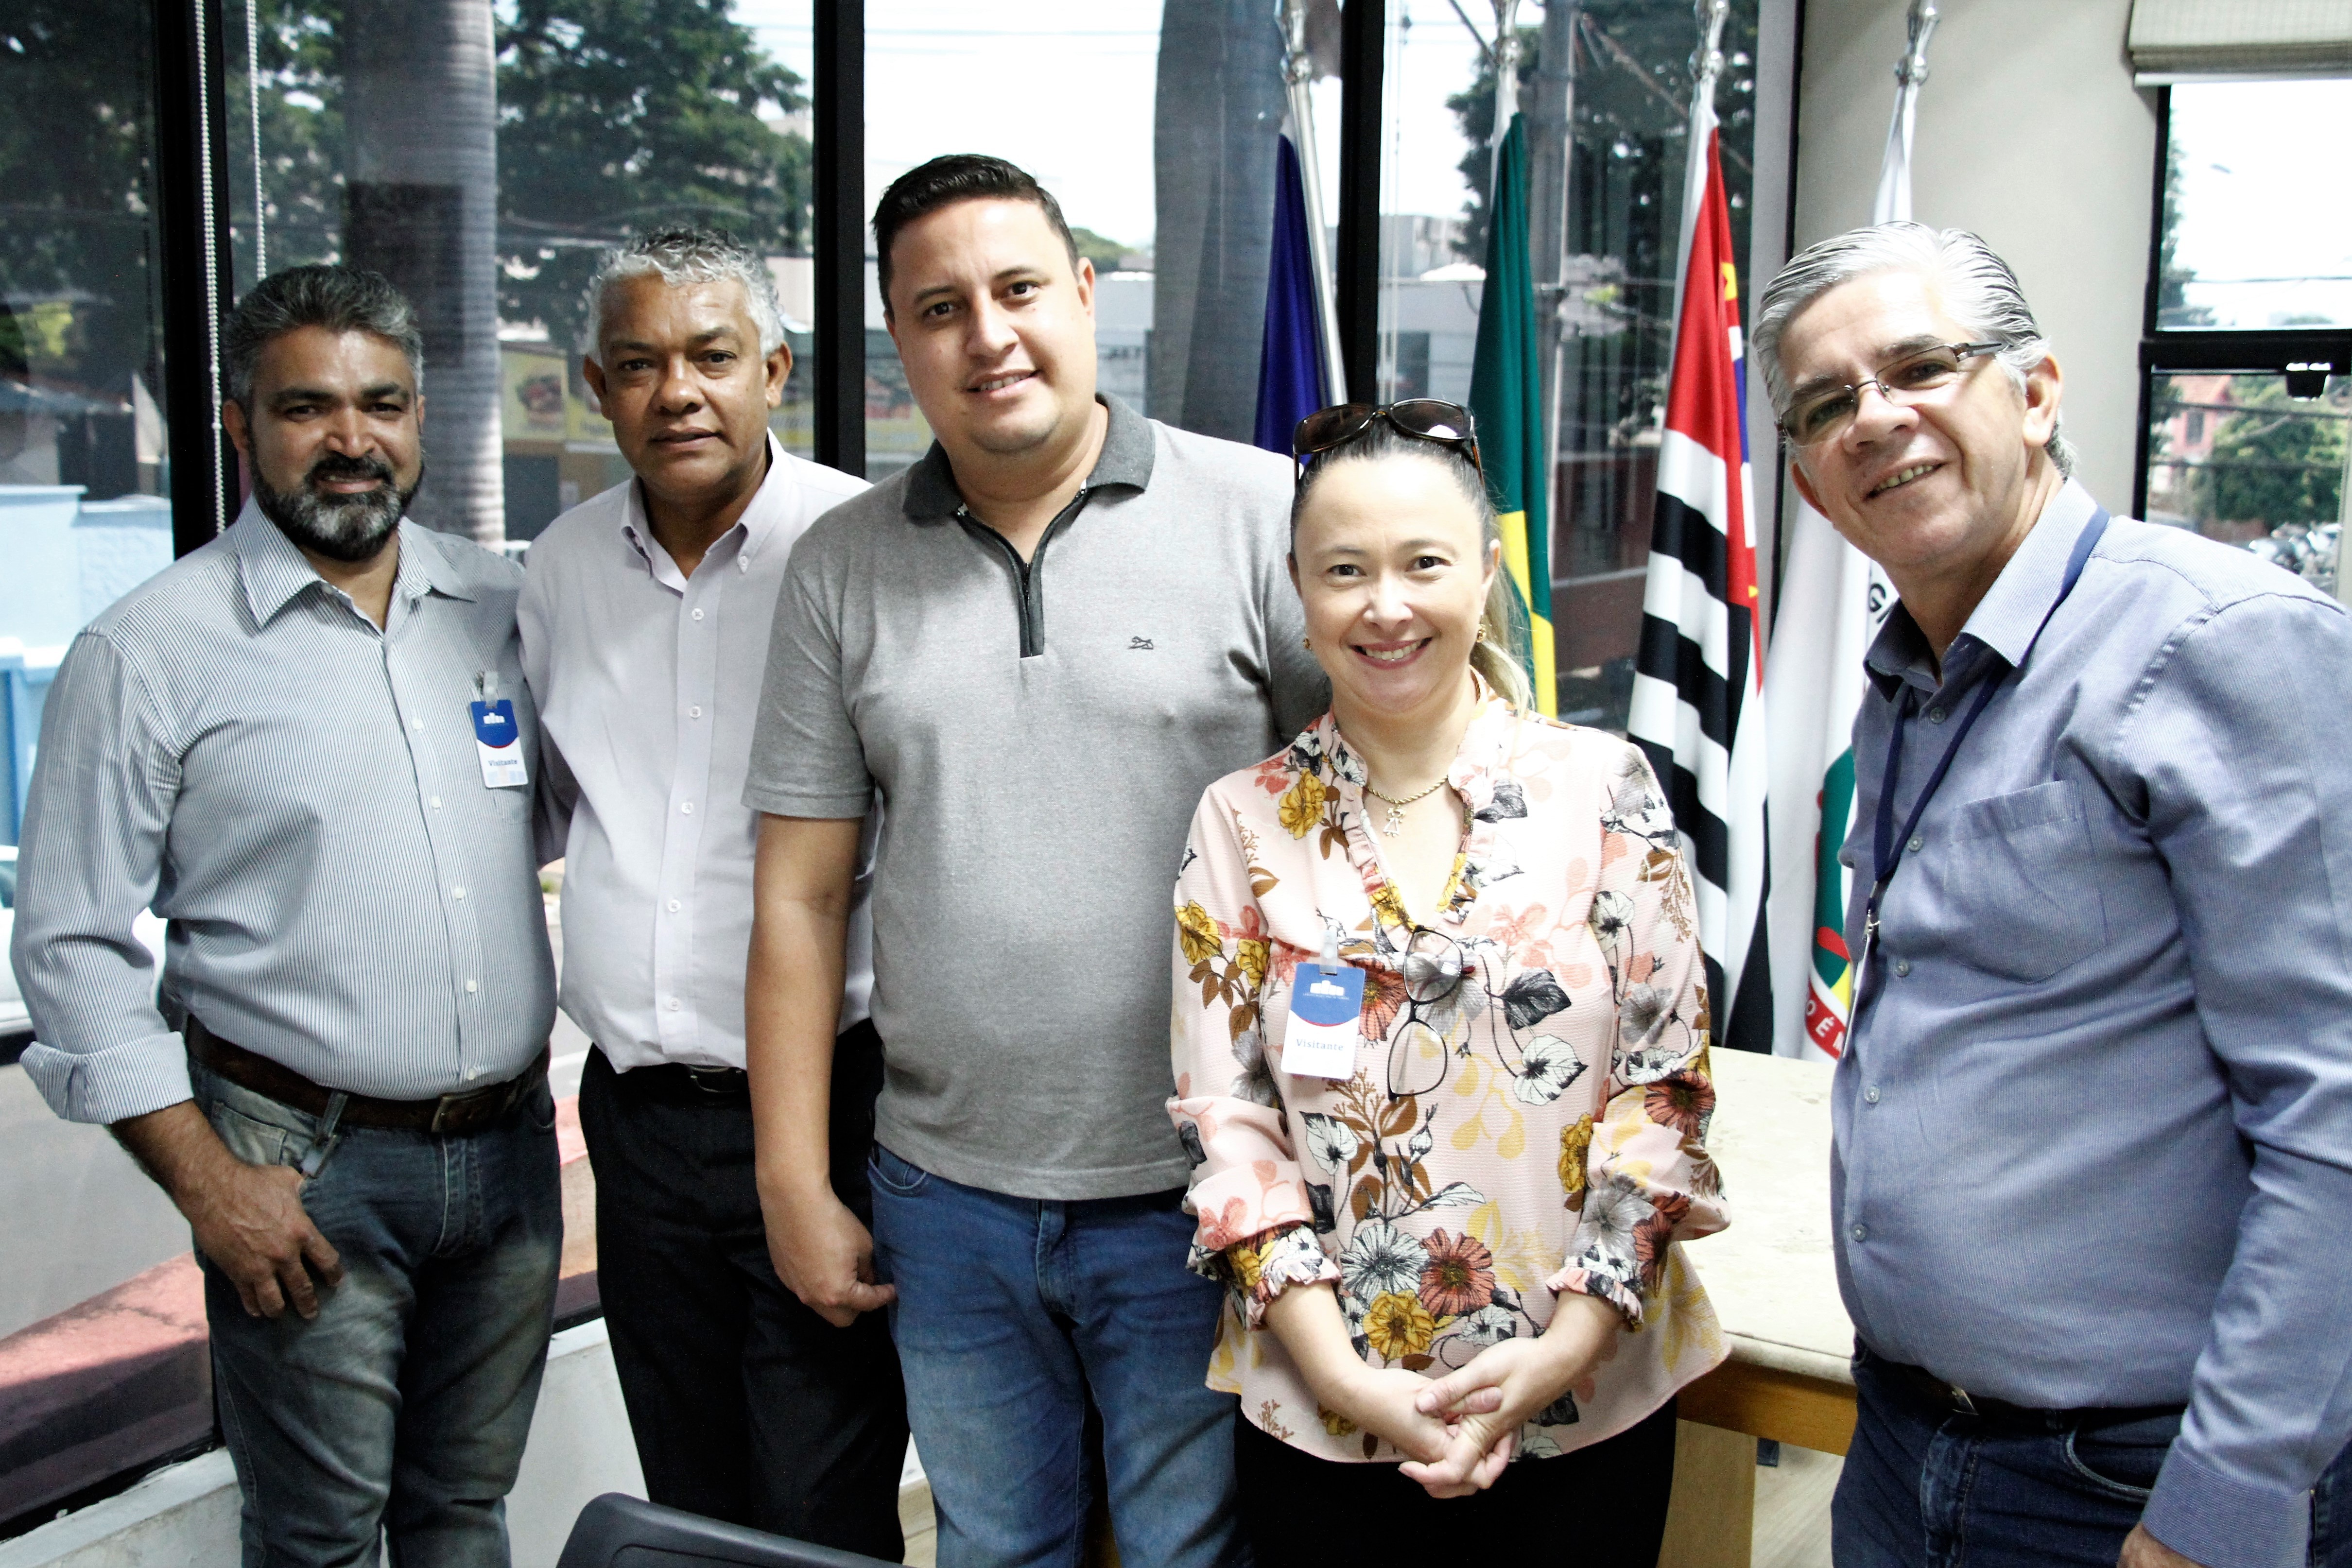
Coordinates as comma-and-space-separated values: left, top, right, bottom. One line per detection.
955, 487, 1092, 658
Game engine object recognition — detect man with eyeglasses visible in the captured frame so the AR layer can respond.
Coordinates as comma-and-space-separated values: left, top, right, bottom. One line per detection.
1754, 222, 2352, 1568
741, 154, 1326, 1568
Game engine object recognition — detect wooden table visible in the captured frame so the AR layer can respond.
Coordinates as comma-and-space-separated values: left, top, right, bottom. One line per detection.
1656, 1050, 1854, 1568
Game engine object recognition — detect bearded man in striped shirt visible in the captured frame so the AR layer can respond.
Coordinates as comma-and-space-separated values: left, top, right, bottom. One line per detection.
10, 265, 561, 1568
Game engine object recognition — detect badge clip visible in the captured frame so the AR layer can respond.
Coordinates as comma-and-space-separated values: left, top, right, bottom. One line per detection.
1283, 923, 1364, 1080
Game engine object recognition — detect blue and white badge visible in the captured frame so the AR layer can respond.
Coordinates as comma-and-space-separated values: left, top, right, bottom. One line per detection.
1280, 930, 1366, 1079
469, 672, 528, 789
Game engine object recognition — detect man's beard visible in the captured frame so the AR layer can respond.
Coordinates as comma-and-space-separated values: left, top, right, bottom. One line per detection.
253, 452, 420, 563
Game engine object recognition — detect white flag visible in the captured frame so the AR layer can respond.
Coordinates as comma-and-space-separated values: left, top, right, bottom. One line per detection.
1762, 17, 1930, 1060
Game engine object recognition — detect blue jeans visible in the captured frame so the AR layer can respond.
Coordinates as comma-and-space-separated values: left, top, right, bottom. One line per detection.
1836, 1344, 2352, 1567
866, 1144, 1246, 1568
193, 1059, 563, 1568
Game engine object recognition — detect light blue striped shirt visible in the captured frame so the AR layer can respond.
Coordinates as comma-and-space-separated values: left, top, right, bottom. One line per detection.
10, 503, 555, 1123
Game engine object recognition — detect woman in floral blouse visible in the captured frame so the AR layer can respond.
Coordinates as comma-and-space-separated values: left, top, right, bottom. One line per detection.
1167, 403, 1727, 1557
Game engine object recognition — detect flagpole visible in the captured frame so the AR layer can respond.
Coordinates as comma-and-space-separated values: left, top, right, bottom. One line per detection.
1875, 0, 1938, 224
1669, 0, 1731, 342
1487, 0, 1522, 194
1280, 0, 1349, 407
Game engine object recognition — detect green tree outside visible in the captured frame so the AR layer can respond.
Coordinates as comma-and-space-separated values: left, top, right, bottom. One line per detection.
2196, 376, 2347, 528
228, 0, 811, 346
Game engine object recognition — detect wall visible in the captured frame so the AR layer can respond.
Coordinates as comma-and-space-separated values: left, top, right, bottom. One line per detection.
0, 1320, 646, 1568
1792, 0, 2157, 510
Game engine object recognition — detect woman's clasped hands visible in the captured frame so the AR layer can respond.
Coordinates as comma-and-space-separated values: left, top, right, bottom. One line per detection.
1393, 1292, 1625, 1498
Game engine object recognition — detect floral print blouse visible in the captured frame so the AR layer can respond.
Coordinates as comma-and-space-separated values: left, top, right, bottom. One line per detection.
1167, 688, 1728, 1463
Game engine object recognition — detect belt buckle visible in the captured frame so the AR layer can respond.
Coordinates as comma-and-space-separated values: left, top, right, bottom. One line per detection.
683, 1065, 740, 1096
1946, 1382, 1979, 1417
430, 1093, 465, 1135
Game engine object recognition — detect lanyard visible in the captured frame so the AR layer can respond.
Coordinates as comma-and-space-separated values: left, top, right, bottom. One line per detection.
1860, 508, 2109, 971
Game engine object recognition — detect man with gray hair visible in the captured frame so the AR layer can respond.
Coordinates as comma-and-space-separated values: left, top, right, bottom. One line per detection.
11, 263, 561, 1565
1756, 221, 2352, 1568
517, 226, 904, 1548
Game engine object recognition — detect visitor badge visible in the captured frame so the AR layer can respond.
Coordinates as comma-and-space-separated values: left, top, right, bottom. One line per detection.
1280, 957, 1365, 1079
469, 694, 528, 789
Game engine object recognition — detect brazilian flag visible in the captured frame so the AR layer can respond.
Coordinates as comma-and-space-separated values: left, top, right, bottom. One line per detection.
1468, 116, 1556, 716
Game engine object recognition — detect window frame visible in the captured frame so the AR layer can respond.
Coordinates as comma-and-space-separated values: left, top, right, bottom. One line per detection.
2131, 83, 2352, 521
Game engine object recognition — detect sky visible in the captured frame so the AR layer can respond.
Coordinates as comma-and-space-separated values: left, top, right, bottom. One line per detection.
732, 0, 1526, 253
2166, 78, 2352, 330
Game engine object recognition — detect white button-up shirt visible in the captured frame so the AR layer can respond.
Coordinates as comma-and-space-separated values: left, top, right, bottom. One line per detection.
520, 437, 872, 1071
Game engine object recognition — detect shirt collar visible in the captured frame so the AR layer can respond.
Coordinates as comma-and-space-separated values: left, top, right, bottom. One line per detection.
901, 394, 1157, 523
1304, 673, 1523, 930
1864, 477, 2103, 701
619, 432, 788, 579
230, 499, 462, 626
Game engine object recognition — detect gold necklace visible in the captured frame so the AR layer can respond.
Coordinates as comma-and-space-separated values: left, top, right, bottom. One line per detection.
1362, 776, 1451, 837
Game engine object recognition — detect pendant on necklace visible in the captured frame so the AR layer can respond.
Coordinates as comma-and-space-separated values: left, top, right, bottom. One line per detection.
1382, 804, 1406, 837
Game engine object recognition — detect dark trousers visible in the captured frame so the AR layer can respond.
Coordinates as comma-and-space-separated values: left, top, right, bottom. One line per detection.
1234, 1396, 1678, 1561
576, 1023, 907, 1555
1835, 1344, 2352, 1566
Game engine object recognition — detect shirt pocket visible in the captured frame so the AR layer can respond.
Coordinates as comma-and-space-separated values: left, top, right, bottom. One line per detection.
1925, 780, 2110, 982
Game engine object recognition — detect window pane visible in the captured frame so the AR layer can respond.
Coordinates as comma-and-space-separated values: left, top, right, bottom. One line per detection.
0, 0, 204, 1524
1381, 0, 1757, 730
2160, 81, 2352, 333
862, 0, 1286, 480
224, 0, 819, 540
2147, 373, 2349, 578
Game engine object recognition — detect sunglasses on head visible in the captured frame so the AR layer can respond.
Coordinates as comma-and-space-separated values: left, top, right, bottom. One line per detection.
1291, 400, 1483, 481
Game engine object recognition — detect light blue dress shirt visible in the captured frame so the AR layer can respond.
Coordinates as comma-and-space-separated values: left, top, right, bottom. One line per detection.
10, 503, 556, 1122
1836, 480, 2352, 1568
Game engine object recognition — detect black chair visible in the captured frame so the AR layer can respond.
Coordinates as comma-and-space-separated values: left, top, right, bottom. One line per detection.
554, 1494, 908, 1568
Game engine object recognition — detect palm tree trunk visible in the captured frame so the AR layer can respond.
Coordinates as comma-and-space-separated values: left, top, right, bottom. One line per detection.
1152, 0, 1285, 442
340, 0, 503, 544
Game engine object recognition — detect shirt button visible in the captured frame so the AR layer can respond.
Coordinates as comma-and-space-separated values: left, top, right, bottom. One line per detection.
1928, 706, 1947, 723
430, 796, 442, 809
1907, 834, 1924, 853
1851, 1223, 1869, 1242
666, 997, 682, 1012
466, 1066, 482, 1081
691, 607, 706, 621
412, 718, 424, 730
689, 705, 703, 719
1865, 1085, 1881, 1104
680, 801, 693, 814
466, 979, 479, 994
667, 898, 682, 913
452, 885, 467, 900
1893, 958, 1912, 977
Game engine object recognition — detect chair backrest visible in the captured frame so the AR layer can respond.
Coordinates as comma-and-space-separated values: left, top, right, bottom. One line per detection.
554, 1494, 908, 1568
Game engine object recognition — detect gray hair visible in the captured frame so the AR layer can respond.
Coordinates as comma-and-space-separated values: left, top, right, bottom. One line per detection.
589, 227, 788, 357
1753, 223, 2074, 476
224, 264, 423, 408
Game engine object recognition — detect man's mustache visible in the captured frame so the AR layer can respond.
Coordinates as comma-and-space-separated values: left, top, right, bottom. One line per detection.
306, 452, 398, 489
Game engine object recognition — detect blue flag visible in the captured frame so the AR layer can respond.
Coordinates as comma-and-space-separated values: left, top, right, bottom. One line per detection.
1253, 134, 1329, 454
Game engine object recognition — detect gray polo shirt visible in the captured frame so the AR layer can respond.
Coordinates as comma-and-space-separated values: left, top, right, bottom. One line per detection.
746, 396, 1327, 1199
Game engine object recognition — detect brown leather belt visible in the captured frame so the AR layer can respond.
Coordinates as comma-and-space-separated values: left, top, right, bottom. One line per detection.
187, 1017, 549, 1136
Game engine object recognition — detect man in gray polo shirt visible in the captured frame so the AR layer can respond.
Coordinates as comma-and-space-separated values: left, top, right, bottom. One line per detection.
744, 154, 1324, 1568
